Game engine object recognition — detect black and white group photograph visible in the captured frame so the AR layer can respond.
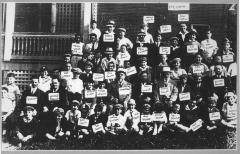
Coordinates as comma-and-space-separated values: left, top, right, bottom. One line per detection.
0, 1, 238, 151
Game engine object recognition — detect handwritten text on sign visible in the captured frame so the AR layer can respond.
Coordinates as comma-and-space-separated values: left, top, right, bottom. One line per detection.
104, 71, 116, 80
96, 89, 108, 97
192, 66, 204, 74
119, 53, 129, 61
179, 92, 191, 101
141, 85, 152, 93
92, 123, 104, 133
213, 79, 225, 87
169, 113, 180, 122
109, 115, 120, 124
126, 66, 137, 76
187, 45, 198, 53
61, 71, 72, 79
71, 43, 83, 55
26, 96, 38, 105
160, 25, 172, 33
103, 34, 114, 42
227, 108, 237, 117
119, 87, 131, 95
133, 112, 140, 120
168, 3, 190, 11
190, 119, 203, 132
209, 112, 221, 121
159, 47, 171, 54
48, 93, 60, 101
143, 16, 155, 23
159, 87, 171, 96
222, 55, 234, 63
85, 90, 96, 98
137, 47, 148, 55
78, 118, 89, 127
152, 113, 166, 122
141, 115, 152, 123
178, 14, 189, 22
93, 73, 104, 81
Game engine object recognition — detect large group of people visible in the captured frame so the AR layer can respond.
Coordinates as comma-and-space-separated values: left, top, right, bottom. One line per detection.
1, 19, 237, 147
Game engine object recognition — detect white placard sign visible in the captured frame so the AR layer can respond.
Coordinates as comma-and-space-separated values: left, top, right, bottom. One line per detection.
159, 47, 171, 54
143, 16, 155, 23
48, 93, 60, 101
92, 123, 104, 133
160, 25, 172, 33
178, 14, 189, 22
152, 113, 165, 122
84, 90, 96, 98
213, 79, 225, 87
71, 43, 83, 55
93, 73, 104, 81
192, 66, 204, 74
104, 71, 116, 80
119, 53, 129, 61
168, 3, 190, 11
96, 89, 108, 97
222, 55, 234, 63
141, 85, 152, 93
26, 96, 38, 105
187, 45, 198, 53
78, 118, 89, 127
132, 112, 140, 120
179, 92, 191, 101
227, 108, 237, 117
119, 87, 131, 95
141, 115, 152, 123
103, 34, 114, 42
126, 66, 137, 76
169, 113, 180, 122
209, 112, 221, 121
137, 47, 148, 55
190, 119, 203, 132
108, 115, 119, 123
159, 87, 171, 96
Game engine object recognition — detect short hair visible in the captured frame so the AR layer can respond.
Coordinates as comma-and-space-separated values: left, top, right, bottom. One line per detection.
52, 76, 60, 82
7, 72, 15, 78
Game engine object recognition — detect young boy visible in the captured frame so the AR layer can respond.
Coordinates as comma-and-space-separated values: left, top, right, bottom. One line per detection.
60, 62, 74, 81
65, 100, 82, 139
105, 104, 126, 135
101, 47, 117, 71
152, 103, 168, 135
83, 79, 97, 115
123, 99, 140, 134
138, 104, 154, 135
77, 104, 90, 139
71, 33, 85, 67
221, 92, 237, 128
15, 106, 38, 147
116, 44, 131, 68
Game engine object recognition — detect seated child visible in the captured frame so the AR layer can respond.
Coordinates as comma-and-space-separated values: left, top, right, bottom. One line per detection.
138, 104, 154, 135
15, 106, 38, 147
221, 92, 237, 129
152, 103, 168, 135
123, 99, 140, 134
105, 104, 126, 135
77, 104, 90, 139
164, 103, 191, 133
45, 108, 69, 140
65, 100, 82, 139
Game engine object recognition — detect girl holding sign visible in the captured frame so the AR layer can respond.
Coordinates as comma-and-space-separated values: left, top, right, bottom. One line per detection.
138, 104, 154, 135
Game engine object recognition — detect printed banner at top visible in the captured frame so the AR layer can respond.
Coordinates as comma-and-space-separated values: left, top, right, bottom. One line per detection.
168, 3, 190, 11
143, 16, 155, 23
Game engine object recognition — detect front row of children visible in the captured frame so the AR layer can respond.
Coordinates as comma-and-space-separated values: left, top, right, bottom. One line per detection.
11, 91, 237, 146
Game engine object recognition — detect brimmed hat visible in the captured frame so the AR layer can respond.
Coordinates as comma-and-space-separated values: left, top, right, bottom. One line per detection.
106, 20, 115, 26
114, 104, 123, 109
89, 33, 97, 37
7, 72, 15, 78
128, 99, 136, 105
72, 68, 82, 74
23, 106, 35, 112
117, 68, 126, 74
170, 37, 179, 41
118, 28, 126, 33
53, 108, 65, 115
64, 53, 71, 58
171, 58, 181, 64
105, 47, 114, 54
72, 100, 81, 106
137, 31, 146, 36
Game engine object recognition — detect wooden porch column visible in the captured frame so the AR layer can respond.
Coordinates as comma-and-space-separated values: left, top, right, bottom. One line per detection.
80, 3, 91, 42
4, 2, 15, 61
51, 3, 57, 33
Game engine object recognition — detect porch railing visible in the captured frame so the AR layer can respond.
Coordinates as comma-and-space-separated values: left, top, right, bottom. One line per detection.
11, 32, 75, 61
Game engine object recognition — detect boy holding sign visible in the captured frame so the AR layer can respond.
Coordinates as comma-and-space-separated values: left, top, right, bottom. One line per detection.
83, 79, 97, 115
77, 104, 90, 139
188, 53, 209, 77
152, 103, 168, 135
221, 92, 237, 129
71, 33, 85, 67
138, 104, 154, 135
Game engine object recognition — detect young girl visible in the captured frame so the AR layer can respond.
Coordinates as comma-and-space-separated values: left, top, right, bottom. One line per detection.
65, 100, 82, 139
152, 103, 168, 135
123, 99, 140, 134
38, 66, 52, 92
116, 44, 131, 68
221, 92, 237, 128
138, 104, 154, 135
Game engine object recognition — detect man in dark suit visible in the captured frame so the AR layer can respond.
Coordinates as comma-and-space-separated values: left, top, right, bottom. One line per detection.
18, 75, 46, 116
176, 23, 190, 47
91, 50, 103, 73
